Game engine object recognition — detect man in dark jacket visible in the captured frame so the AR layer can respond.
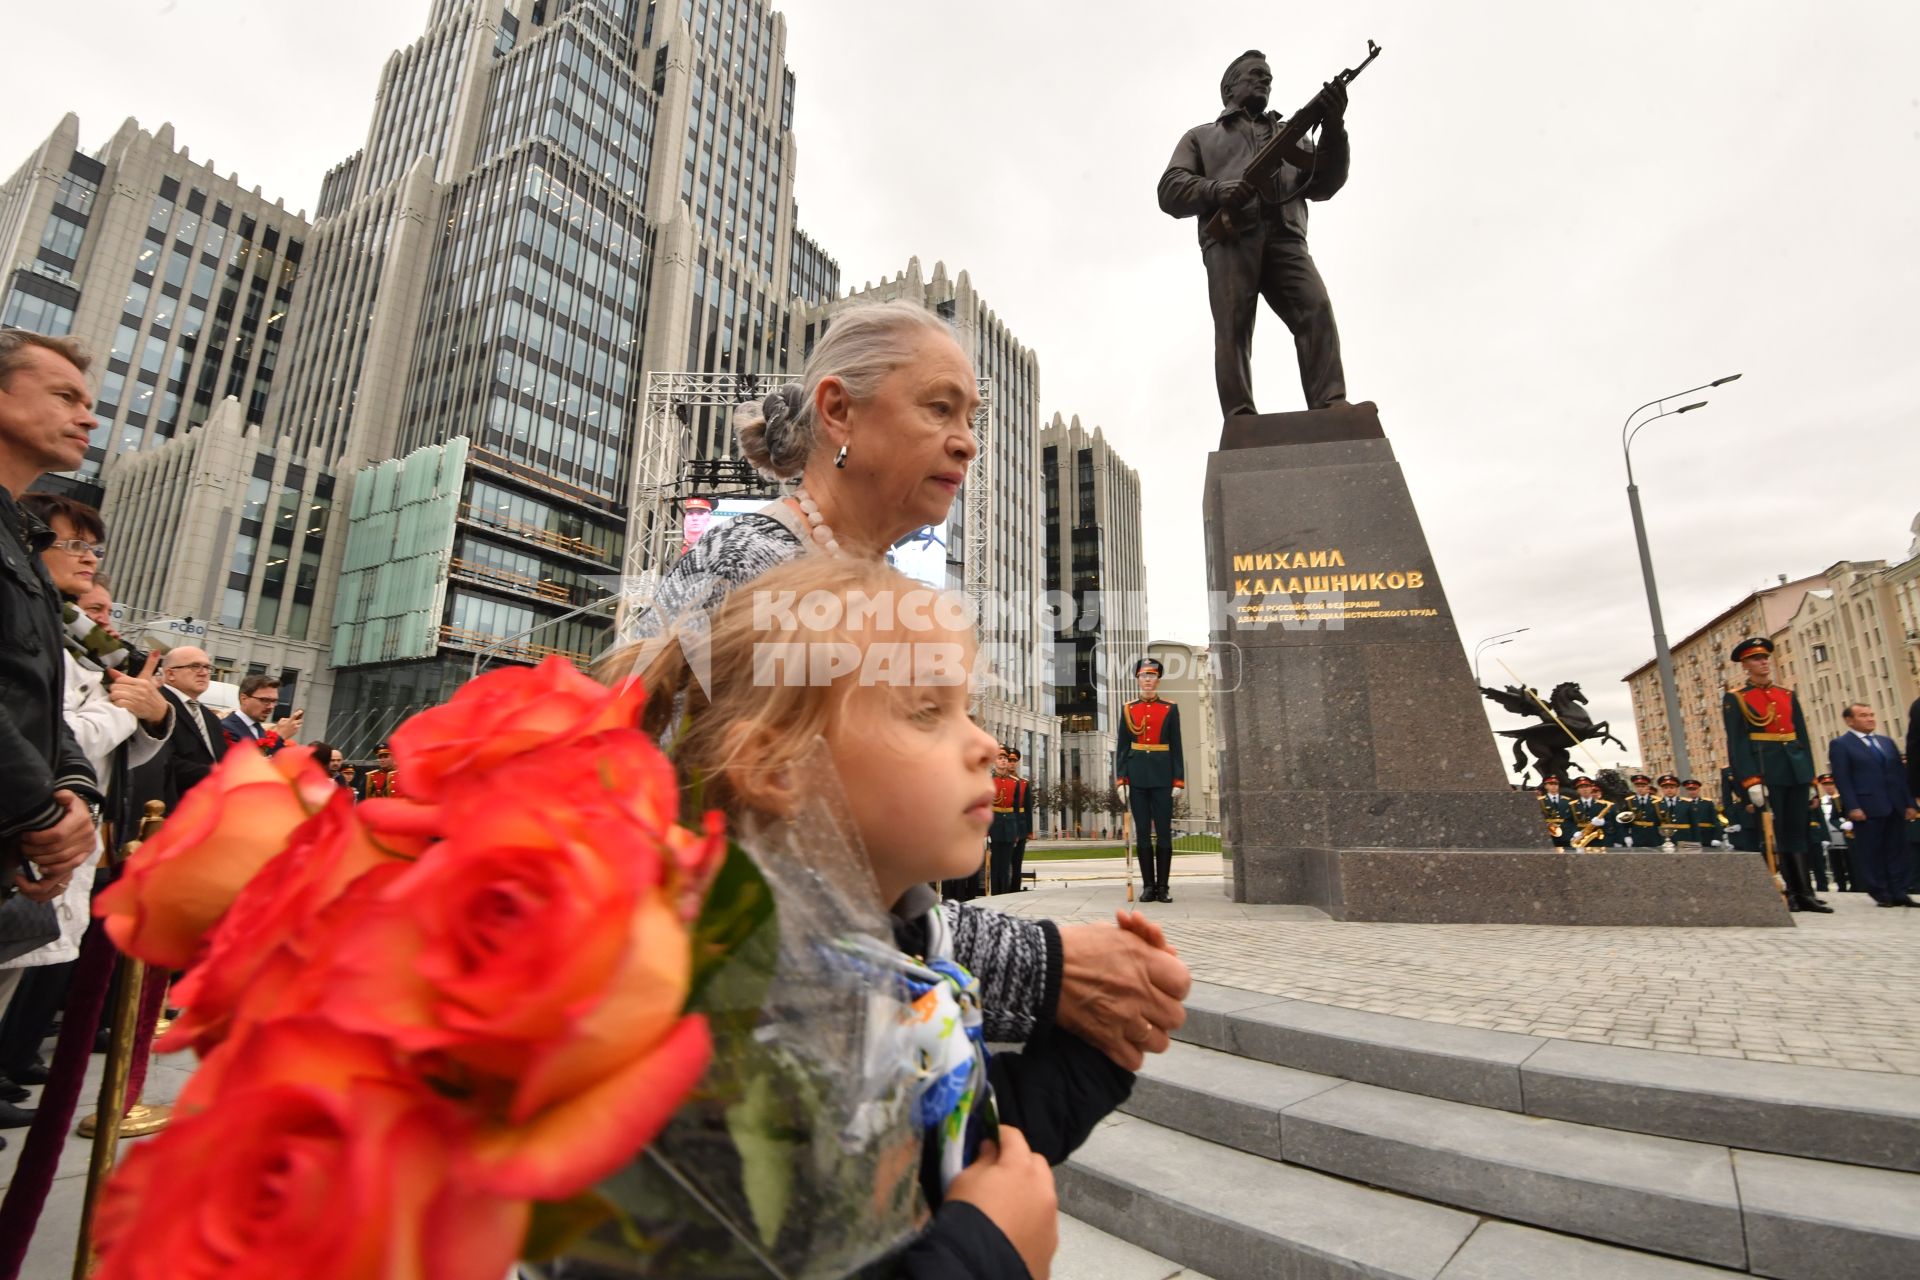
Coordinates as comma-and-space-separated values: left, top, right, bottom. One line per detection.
0, 332, 103, 1053
156, 646, 228, 806
219, 672, 303, 753
1159, 49, 1352, 415
1828, 703, 1917, 907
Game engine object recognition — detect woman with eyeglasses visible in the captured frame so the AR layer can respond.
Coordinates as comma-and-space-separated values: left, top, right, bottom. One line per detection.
0, 494, 172, 1121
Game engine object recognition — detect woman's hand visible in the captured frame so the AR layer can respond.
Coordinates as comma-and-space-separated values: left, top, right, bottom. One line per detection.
1054, 920, 1191, 1070
945, 1125, 1057, 1279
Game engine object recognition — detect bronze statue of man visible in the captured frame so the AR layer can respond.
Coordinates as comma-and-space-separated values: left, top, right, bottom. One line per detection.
1159, 51, 1351, 417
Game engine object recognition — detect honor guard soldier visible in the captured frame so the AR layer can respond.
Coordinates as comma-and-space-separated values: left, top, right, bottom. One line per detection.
1681, 779, 1729, 848
1616, 774, 1660, 847
1722, 636, 1830, 912
363, 742, 401, 799
988, 746, 1026, 896
1539, 776, 1574, 849
1005, 746, 1034, 891
1118, 656, 1185, 902
1570, 777, 1610, 849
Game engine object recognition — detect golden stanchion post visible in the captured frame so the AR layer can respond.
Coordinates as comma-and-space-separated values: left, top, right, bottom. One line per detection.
73, 802, 169, 1278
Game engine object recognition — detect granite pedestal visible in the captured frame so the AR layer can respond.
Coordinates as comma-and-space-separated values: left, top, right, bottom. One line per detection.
1203, 404, 1789, 925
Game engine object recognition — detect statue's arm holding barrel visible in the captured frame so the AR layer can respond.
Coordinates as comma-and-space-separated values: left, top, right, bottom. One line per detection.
1296, 79, 1354, 202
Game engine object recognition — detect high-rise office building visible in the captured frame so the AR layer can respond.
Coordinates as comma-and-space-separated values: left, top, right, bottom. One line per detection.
1041, 412, 1146, 798
91, 0, 837, 749
0, 112, 314, 707
0, 115, 307, 478
804, 257, 1056, 809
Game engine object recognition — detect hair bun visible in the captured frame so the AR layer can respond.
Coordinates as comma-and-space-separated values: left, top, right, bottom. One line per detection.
735, 381, 811, 479
762, 384, 802, 431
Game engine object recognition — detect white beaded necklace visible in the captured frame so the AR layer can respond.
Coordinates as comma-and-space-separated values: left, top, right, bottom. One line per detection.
792, 486, 844, 558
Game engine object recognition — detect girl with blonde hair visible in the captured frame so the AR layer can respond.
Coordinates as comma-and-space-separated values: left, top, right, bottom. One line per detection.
631, 555, 1134, 1279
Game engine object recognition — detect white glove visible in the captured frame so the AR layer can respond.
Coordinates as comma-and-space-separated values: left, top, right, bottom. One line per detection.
1725, 824, 1741, 834
1615, 811, 1634, 823
1839, 819, 1854, 831
1747, 784, 1767, 807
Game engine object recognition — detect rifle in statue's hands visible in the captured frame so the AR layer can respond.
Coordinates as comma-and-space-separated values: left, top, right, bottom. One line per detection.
1205, 39, 1382, 244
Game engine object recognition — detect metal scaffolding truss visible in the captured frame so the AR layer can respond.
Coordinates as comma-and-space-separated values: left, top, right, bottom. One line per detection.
621, 370, 995, 638
963, 383, 993, 618
618, 371, 758, 635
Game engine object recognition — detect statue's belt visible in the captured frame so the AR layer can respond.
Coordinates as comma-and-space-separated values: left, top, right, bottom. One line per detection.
1130, 743, 1170, 752
1748, 732, 1796, 742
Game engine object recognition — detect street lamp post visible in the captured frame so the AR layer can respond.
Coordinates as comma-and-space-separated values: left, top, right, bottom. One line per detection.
1621, 374, 1742, 780
1472, 628, 1529, 685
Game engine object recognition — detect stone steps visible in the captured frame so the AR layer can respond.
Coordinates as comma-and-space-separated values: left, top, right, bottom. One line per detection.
1054, 1210, 1216, 1280
1178, 982, 1920, 1172
1054, 983, 1920, 1280
1059, 1117, 1739, 1280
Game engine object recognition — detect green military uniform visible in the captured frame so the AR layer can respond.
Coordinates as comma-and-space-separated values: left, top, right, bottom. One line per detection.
1538, 781, 1574, 850
1616, 776, 1659, 847
1652, 774, 1689, 849
1681, 780, 1727, 848
1720, 767, 1759, 852
1007, 747, 1034, 891
1569, 785, 1611, 849
1806, 776, 1854, 893
1721, 635, 1824, 911
1118, 658, 1185, 903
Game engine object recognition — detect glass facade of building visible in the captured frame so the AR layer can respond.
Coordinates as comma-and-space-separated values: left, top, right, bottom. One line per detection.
85, 186, 301, 478
0, 137, 303, 483
329, 435, 617, 753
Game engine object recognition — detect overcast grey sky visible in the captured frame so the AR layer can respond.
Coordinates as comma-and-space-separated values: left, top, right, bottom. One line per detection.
6, 0, 1917, 764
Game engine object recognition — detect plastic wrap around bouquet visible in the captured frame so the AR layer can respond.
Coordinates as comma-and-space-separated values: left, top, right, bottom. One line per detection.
534, 742, 991, 1280
86, 659, 736, 1280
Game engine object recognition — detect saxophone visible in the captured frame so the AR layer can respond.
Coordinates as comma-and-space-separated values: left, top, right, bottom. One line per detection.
1571, 799, 1614, 850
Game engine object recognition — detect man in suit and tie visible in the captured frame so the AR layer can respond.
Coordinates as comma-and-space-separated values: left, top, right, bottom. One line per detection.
1827, 702, 1918, 907
157, 646, 228, 806
220, 674, 300, 754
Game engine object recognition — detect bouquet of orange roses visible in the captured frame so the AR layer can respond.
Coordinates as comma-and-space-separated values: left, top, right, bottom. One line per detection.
89, 658, 750, 1280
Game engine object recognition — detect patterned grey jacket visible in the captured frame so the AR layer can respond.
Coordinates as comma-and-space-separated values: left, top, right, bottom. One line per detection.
627, 503, 1063, 1042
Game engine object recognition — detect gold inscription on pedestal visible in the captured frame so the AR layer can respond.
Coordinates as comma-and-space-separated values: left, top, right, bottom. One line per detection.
1228, 547, 1434, 626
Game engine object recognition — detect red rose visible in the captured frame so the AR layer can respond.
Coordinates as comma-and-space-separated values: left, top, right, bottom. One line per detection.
297, 732, 715, 1197
378, 656, 645, 802
94, 1020, 528, 1280
160, 791, 405, 1057
95, 744, 335, 970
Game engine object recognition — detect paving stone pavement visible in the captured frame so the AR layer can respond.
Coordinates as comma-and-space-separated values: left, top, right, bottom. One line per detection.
0, 1045, 195, 1280
987, 870, 1920, 1075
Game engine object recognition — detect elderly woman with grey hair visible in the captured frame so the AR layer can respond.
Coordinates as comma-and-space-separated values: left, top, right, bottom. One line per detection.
606, 300, 1189, 1068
